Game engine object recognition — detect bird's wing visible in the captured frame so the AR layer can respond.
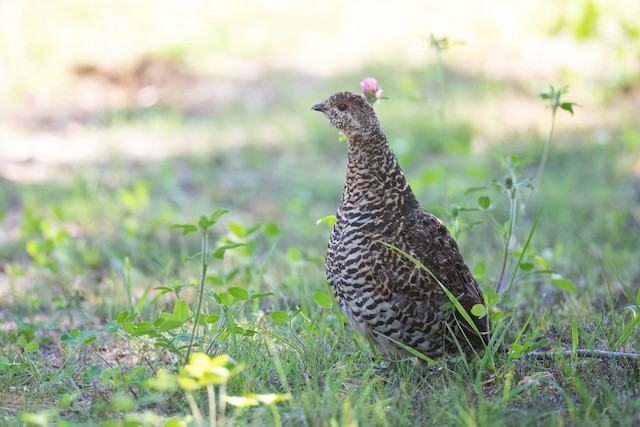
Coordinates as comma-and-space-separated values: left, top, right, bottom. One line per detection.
408, 208, 484, 303
379, 207, 489, 346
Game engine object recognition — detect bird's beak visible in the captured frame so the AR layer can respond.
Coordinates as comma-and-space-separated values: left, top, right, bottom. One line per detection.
311, 102, 326, 112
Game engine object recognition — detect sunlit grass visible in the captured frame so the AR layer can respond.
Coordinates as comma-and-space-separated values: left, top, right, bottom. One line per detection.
1, 1, 639, 426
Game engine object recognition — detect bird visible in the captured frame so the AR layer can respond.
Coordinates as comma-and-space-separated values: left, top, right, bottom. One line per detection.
311, 91, 489, 358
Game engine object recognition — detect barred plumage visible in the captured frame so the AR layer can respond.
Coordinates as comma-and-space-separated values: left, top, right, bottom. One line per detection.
312, 92, 489, 358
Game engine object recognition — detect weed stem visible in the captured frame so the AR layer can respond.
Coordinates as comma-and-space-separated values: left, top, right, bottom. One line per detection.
186, 229, 209, 365
495, 185, 517, 293
522, 350, 639, 361
207, 384, 217, 427
531, 109, 556, 197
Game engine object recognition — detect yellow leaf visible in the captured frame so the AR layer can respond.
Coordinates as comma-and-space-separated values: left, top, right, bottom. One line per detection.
225, 395, 259, 407
184, 353, 213, 379
146, 369, 178, 392
253, 393, 292, 405
177, 377, 200, 391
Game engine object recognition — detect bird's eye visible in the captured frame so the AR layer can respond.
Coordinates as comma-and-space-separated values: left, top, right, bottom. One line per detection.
337, 103, 348, 111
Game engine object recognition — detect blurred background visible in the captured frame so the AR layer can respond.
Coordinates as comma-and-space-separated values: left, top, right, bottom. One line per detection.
1, 0, 639, 307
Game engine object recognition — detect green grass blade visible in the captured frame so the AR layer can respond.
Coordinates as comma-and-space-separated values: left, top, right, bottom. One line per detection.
505, 207, 543, 298
571, 316, 578, 357
379, 241, 486, 347
379, 334, 440, 365
614, 315, 640, 348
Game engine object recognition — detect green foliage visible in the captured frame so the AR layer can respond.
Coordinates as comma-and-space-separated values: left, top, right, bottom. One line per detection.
313, 290, 332, 309
428, 34, 465, 51
18, 336, 39, 353
146, 353, 290, 426
2, 39, 639, 427
539, 85, 577, 116
315, 215, 336, 228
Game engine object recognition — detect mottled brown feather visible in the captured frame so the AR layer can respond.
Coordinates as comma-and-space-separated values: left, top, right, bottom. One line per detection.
313, 92, 489, 358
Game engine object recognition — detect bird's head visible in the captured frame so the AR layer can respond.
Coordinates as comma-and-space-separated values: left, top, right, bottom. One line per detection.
312, 92, 381, 139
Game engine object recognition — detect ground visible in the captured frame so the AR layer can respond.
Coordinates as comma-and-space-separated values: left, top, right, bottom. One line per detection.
0, 1, 639, 426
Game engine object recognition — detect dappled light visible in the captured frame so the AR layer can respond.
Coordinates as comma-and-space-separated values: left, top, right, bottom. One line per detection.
1, 0, 638, 172
0, 1, 639, 425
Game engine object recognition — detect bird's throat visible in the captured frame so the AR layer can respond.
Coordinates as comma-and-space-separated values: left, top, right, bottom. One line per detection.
341, 134, 417, 210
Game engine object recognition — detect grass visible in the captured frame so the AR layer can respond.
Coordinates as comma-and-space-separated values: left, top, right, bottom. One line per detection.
1, 1, 640, 426
1, 86, 639, 424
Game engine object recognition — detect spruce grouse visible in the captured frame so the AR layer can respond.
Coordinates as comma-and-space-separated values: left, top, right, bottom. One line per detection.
312, 91, 489, 358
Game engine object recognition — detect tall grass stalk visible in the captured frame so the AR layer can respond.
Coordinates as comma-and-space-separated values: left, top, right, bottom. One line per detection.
495, 168, 518, 293
185, 228, 209, 365
531, 85, 576, 197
